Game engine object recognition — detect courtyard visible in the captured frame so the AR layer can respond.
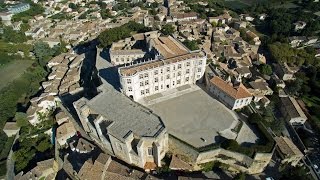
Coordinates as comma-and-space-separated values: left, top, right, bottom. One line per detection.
148, 86, 240, 148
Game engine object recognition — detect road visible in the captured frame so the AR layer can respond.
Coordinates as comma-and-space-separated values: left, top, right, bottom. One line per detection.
6, 134, 19, 180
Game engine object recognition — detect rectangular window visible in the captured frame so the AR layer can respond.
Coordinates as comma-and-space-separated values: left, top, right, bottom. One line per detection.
140, 82, 144, 87
145, 80, 149, 85
161, 85, 163, 89
146, 89, 149, 94
178, 71, 181, 76
128, 87, 132, 92
173, 81, 175, 86
199, 60, 203, 65
127, 79, 132, 84
186, 69, 190, 74
154, 70, 158, 75
139, 74, 143, 79
178, 64, 182, 69
116, 58, 119, 62
155, 86, 159, 91
177, 80, 181, 84
167, 67, 170, 72
186, 77, 189, 82
166, 74, 170, 79
160, 69, 163, 74
141, 90, 145, 95
173, 66, 176, 70
155, 77, 158, 82
148, 147, 153, 156
144, 73, 148, 78
197, 68, 202, 72
186, 62, 190, 66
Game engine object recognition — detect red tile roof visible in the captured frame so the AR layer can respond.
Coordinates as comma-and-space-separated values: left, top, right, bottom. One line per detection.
210, 76, 252, 99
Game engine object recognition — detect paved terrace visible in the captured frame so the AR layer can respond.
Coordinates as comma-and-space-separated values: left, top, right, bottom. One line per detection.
148, 86, 239, 148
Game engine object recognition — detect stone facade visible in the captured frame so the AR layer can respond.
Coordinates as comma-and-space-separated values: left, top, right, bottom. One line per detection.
73, 86, 169, 169
119, 53, 206, 101
169, 136, 273, 174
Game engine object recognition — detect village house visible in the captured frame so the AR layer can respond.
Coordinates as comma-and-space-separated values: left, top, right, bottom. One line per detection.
208, 76, 253, 110
275, 136, 304, 166
280, 96, 307, 125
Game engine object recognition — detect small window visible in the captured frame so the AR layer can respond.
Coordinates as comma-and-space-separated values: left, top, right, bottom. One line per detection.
116, 58, 119, 62
197, 68, 202, 72
155, 86, 159, 91
177, 80, 181, 84
139, 74, 143, 79
178, 64, 182, 69
186, 69, 190, 74
161, 85, 163, 89
140, 82, 144, 87
186, 77, 189, 81
167, 67, 170, 72
154, 70, 158, 75
144, 73, 148, 78
127, 79, 132, 84
141, 90, 145, 95
145, 80, 149, 85
146, 89, 149, 94
186, 62, 190, 66
166, 74, 170, 79
160, 69, 163, 74
128, 87, 132, 92
178, 71, 181, 76
199, 60, 203, 65
148, 147, 153, 156
155, 77, 158, 82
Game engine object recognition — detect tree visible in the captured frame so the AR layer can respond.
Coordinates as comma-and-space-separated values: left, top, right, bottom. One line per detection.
233, 172, 246, 180
161, 24, 175, 35
36, 138, 52, 152
286, 79, 303, 95
15, 112, 28, 127
183, 40, 199, 51
68, 3, 77, 10
260, 64, 272, 75
33, 41, 55, 66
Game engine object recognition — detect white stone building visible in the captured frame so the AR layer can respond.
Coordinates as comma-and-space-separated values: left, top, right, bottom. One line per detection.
208, 76, 253, 110
117, 32, 207, 101
73, 85, 168, 170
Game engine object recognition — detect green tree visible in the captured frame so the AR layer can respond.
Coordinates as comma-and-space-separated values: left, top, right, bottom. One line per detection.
182, 40, 199, 51
33, 41, 55, 66
161, 24, 175, 35
68, 3, 77, 10
15, 112, 28, 127
260, 64, 272, 75
233, 172, 246, 180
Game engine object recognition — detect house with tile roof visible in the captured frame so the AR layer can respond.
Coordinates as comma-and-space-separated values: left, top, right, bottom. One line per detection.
208, 76, 253, 110
274, 136, 303, 166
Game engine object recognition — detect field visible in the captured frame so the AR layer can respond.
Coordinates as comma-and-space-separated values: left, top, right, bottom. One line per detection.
0, 60, 33, 90
223, 0, 267, 9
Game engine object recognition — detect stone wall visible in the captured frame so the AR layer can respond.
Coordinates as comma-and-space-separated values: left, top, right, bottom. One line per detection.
168, 136, 273, 174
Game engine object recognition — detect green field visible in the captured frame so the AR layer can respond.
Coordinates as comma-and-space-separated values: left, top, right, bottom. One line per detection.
223, 0, 267, 9
0, 60, 33, 90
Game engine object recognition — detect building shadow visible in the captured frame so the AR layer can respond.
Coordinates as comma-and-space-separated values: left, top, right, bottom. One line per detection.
98, 66, 121, 91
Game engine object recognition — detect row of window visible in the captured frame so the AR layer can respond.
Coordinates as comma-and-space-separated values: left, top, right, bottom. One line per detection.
136, 68, 202, 81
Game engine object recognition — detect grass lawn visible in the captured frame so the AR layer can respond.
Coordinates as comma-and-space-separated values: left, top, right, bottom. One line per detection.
223, 0, 249, 9
0, 136, 15, 161
273, 2, 299, 9
0, 60, 33, 90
